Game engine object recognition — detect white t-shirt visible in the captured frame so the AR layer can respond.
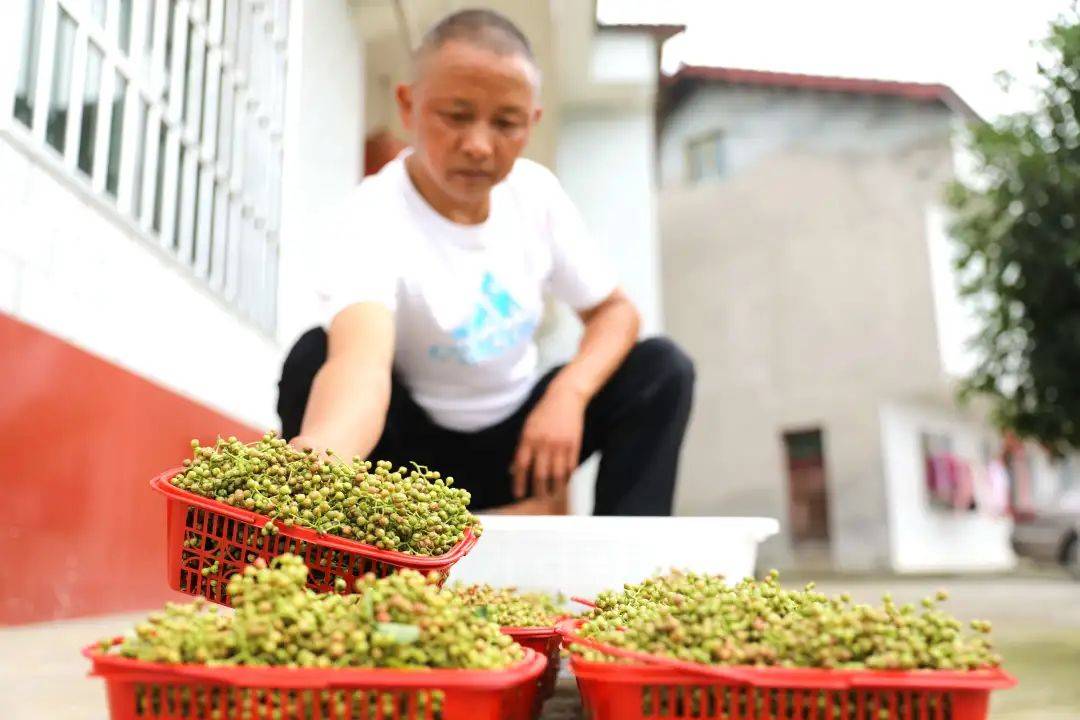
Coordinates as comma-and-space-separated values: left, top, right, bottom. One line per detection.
316, 153, 617, 432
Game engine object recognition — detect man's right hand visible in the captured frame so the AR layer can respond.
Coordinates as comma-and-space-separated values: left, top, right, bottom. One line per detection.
288, 435, 324, 454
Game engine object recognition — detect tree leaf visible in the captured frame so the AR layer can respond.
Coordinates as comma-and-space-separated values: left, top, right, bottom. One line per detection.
949, 8, 1080, 455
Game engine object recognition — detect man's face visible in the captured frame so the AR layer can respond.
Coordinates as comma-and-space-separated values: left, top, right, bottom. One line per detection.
397, 41, 541, 206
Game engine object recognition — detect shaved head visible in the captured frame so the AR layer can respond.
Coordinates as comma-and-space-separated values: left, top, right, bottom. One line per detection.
414, 9, 540, 87
397, 8, 544, 223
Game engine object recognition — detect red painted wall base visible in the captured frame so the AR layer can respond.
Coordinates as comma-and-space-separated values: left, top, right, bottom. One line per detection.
0, 313, 262, 625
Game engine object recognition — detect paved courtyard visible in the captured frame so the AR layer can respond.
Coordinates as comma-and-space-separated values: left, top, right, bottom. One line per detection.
2, 572, 1077, 719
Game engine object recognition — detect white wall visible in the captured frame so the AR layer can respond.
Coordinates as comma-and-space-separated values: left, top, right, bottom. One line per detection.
0, 137, 280, 428
588, 33, 655, 86
0, 0, 368, 431
879, 402, 1016, 573
277, 0, 366, 347
555, 108, 662, 339
925, 203, 980, 379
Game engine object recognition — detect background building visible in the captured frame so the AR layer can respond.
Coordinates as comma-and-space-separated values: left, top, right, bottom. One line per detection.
658, 66, 1076, 572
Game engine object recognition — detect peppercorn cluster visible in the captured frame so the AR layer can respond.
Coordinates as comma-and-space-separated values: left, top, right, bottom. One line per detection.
108, 554, 524, 671
170, 433, 478, 555
574, 570, 1001, 671
451, 583, 565, 627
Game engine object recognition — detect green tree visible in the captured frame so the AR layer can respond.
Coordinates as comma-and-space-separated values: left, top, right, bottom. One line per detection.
947, 8, 1080, 454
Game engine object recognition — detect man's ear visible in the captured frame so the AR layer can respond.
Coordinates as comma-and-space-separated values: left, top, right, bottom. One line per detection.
532, 106, 543, 126
395, 83, 414, 132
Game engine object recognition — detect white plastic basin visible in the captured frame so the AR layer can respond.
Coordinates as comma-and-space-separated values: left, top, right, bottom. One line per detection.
449, 515, 780, 600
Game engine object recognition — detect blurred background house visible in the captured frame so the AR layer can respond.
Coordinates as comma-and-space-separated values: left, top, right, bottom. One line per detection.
1, 0, 1078, 627
657, 65, 1079, 573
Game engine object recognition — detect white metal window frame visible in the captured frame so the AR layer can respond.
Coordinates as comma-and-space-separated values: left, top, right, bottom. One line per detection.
0, 0, 289, 334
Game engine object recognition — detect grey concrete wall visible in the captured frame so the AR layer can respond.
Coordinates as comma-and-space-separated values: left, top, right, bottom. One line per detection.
659, 86, 959, 571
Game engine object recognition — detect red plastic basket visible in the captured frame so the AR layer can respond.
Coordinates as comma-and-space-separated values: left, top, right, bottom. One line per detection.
151, 471, 478, 606
502, 627, 562, 702
86, 640, 545, 720
557, 621, 1016, 720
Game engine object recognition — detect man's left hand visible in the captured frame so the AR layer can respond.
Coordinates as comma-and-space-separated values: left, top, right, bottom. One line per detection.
511, 383, 588, 500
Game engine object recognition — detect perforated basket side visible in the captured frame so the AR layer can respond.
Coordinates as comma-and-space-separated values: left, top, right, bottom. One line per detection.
166, 500, 413, 604
504, 627, 562, 701
86, 643, 545, 720
558, 620, 1014, 720
154, 471, 477, 606
569, 657, 1000, 720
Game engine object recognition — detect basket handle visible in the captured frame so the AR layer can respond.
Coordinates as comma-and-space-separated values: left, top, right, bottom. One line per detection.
556, 620, 778, 686
570, 596, 596, 609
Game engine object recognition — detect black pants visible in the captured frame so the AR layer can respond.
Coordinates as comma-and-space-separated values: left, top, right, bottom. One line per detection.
277, 330, 694, 514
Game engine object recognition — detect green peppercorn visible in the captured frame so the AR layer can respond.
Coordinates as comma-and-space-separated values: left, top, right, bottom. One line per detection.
102, 554, 522, 697
449, 583, 565, 627
169, 432, 480, 557
573, 569, 1000, 671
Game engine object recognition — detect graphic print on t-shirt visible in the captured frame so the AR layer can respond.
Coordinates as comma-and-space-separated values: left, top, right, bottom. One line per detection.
428, 272, 538, 365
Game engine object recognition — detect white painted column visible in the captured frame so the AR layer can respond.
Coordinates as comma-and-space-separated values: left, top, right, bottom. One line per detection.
277, 0, 366, 348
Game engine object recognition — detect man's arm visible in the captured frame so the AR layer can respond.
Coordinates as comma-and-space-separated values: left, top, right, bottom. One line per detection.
554, 288, 640, 400
290, 302, 395, 460
511, 289, 640, 499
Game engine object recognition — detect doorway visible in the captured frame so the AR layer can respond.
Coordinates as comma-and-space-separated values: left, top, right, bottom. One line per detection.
782, 429, 831, 546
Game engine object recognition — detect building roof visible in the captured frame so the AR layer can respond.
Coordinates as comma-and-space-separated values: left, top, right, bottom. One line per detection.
663, 64, 980, 121
596, 22, 686, 43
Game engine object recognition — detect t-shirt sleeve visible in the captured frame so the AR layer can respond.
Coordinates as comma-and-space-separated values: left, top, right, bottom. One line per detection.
313, 187, 399, 325
538, 167, 619, 311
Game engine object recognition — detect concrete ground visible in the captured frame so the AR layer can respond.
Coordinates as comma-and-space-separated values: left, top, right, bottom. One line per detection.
3, 572, 1078, 720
